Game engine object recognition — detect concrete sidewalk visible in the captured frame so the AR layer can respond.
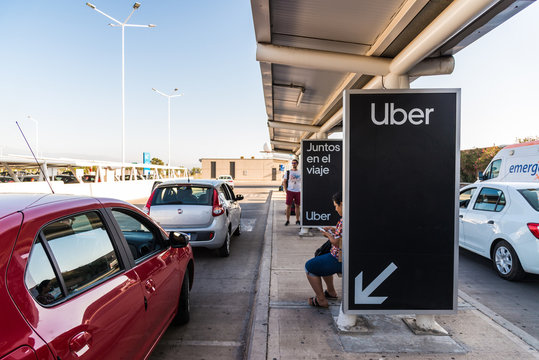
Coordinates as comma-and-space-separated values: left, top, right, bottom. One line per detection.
248, 192, 539, 359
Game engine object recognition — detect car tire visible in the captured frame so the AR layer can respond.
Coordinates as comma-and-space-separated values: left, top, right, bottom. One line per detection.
233, 222, 241, 236
217, 231, 231, 257
492, 240, 525, 281
174, 268, 190, 325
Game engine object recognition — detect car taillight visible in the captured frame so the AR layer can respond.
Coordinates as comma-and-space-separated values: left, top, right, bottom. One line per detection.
528, 223, 539, 239
143, 190, 156, 215
212, 189, 224, 216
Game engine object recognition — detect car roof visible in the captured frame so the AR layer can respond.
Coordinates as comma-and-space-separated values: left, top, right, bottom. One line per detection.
0, 193, 127, 219
463, 181, 539, 190
157, 178, 225, 188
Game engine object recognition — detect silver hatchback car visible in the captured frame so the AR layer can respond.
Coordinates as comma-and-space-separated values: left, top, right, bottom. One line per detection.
144, 179, 243, 257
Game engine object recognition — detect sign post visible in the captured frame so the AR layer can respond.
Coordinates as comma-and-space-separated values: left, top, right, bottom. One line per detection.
343, 89, 460, 314
143, 152, 151, 177
301, 139, 343, 227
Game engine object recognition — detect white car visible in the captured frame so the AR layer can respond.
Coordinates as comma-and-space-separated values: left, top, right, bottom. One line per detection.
217, 175, 234, 189
459, 182, 539, 280
144, 179, 243, 257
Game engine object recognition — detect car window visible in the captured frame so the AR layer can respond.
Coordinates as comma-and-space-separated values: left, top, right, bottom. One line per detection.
483, 159, 501, 180
25, 240, 65, 305
25, 211, 121, 305
220, 185, 233, 201
152, 185, 212, 206
227, 184, 236, 200
111, 209, 164, 262
459, 188, 476, 208
518, 188, 539, 211
473, 187, 506, 212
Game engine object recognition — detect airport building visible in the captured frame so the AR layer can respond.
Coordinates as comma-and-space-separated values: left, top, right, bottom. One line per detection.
200, 157, 290, 185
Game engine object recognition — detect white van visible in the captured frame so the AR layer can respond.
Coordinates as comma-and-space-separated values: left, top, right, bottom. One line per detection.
480, 140, 539, 182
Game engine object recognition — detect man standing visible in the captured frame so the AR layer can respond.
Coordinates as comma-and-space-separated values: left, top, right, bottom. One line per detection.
282, 159, 301, 225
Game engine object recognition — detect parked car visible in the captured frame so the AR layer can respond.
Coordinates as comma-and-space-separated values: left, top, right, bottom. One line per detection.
0, 193, 194, 360
217, 175, 234, 189
82, 174, 96, 183
0, 176, 14, 183
52, 174, 79, 184
459, 182, 539, 280
22, 175, 40, 182
118, 174, 144, 181
144, 179, 243, 257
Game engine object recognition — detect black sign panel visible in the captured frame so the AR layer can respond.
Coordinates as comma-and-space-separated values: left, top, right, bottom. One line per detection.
343, 89, 459, 314
301, 139, 342, 227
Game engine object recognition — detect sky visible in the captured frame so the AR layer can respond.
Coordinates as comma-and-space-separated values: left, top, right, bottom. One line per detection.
1, 1, 538, 168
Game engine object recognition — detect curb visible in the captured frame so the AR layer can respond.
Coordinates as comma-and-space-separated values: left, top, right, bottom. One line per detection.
458, 289, 539, 352
245, 191, 273, 360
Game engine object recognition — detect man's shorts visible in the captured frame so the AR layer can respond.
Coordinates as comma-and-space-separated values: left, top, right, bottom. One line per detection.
286, 190, 300, 206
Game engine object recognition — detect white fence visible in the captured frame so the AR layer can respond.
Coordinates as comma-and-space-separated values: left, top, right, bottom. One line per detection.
0, 180, 155, 202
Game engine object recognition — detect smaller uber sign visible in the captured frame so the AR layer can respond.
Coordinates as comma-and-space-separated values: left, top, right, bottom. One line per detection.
301, 139, 342, 227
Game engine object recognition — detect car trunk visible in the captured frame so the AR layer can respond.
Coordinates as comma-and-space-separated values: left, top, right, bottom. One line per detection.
150, 204, 213, 228
149, 184, 214, 228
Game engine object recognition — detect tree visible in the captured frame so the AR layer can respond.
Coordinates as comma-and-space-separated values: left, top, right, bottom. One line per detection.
151, 157, 164, 165
516, 136, 539, 143
460, 145, 503, 183
190, 167, 201, 176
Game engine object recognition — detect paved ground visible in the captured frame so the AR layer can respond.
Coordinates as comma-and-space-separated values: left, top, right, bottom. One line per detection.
250, 191, 539, 360
148, 187, 271, 360
459, 247, 539, 340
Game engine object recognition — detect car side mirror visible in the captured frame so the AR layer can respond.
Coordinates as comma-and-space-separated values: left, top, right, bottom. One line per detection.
478, 171, 484, 181
170, 231, 190, 248
235, 194, 244, 201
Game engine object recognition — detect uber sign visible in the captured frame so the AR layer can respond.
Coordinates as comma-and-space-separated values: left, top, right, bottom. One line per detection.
343, 89, 460, 314
301, 139, 342, 227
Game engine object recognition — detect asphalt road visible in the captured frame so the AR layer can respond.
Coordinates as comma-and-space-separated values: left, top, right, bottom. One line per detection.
149, 187, 272, 360
459, 247, 539, 341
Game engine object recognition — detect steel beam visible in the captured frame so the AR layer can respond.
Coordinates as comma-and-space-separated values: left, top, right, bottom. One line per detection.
271, 140, 299, 149
268, 121, 321, 133
257, 43, 391, 76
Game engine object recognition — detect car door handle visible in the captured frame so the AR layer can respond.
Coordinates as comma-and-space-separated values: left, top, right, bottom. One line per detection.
145, 279, 156, 293
69, 331, 92, 357
487, 220, 495, 225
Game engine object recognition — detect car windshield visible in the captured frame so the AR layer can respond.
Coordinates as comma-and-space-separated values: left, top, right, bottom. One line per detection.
518, 188, 539, 211
152, 185, 212, 206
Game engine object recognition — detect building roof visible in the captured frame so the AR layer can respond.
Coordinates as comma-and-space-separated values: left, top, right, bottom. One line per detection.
251, 0, 533, 154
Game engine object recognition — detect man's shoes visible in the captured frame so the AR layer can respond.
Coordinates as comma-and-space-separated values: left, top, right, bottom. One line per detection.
296, 220, 300, 225
285, 220, 290, 226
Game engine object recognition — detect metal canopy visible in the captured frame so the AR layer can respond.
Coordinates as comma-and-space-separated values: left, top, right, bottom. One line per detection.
251, 0, 534, 154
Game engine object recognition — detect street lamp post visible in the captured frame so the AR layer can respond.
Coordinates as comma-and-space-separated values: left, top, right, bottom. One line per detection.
152, 88, 183, 175
86, 2, 155, 178
26, 115, 39, 158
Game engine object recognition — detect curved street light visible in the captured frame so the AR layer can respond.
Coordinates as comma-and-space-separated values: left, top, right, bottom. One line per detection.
152, 88, 183, 171
86, 2, 156, 176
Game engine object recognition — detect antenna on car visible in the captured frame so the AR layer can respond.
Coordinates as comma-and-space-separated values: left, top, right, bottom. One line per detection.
187, 168, 190, 183
15, 121, 55, 194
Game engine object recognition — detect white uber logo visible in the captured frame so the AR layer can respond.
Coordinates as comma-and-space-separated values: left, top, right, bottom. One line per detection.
371, 103, 434, 126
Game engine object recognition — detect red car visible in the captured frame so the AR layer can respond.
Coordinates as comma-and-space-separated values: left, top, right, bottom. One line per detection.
0, 194, 194, 360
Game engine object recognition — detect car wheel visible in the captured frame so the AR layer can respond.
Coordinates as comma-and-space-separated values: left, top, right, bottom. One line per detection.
234, 222, 241, 236
492, 240, 525, 281
218, 231, 231, 257
174, 268, 190, 325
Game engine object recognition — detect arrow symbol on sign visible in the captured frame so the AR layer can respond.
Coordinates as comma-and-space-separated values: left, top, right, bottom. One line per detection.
355, 262, 398, 304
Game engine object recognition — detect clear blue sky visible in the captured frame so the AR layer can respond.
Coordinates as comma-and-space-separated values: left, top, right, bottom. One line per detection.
1, 1, 538, 168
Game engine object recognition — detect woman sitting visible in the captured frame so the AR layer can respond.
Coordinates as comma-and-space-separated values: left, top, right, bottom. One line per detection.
305, 192, 342, 308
